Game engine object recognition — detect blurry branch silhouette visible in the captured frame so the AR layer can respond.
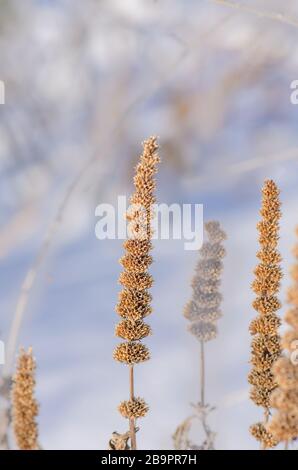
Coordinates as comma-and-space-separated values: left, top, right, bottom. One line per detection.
209, 0, 298, 28
187, 147, 298, 189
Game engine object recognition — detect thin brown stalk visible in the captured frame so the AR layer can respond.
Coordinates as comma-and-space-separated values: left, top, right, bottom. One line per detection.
200, 341, 205, 407
174, 221, 226, 450
129, 366, 137, 450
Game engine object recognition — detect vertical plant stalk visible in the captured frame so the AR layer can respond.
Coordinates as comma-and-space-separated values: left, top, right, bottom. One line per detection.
129, 366, 137, 450
249, 179, 282, 449
0, 376, 12, 449
267, 226, 298, 446
174, 221, 226, 450
113, 137, 160, 450
11, 347, 39, 450
200, 341, 205, 407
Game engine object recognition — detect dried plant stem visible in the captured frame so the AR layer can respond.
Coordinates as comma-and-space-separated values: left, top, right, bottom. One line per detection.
174, 222, 226, 450
200, 341, 210, 440
209, 0, 298, 29
200, 341, 205, 407
114, 137, 159, 449
129, 366, 137, 450
249, 180, 282, 449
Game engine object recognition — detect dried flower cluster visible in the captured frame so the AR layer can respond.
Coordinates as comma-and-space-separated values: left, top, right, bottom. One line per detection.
118, 397, 149, 419
108, 430, 132, 450
11, 348, 39, 450
250, 422, 278, 448
248, 180, 282, 448
113, 137, 160, 449
174, 221, 226, 450
267, 227, 298, 444
184, 221, 226, 342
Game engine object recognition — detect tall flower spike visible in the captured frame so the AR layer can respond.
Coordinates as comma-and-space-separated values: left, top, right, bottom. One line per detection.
184, 221, 226, 342
11, 347, 39, 450
174, 221, 226, 450
267, 227, 298, 446
114, 137, 160, 450
248, 180, 282, 449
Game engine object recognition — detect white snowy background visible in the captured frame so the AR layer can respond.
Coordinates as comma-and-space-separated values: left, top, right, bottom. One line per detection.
1, 0, 298, 450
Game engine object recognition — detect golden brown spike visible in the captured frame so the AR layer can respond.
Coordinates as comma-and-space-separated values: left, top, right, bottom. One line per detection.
11, 347, 39, 450
249, 180, 282, 447
113, 137, 160, 450
267, 227, 298, 445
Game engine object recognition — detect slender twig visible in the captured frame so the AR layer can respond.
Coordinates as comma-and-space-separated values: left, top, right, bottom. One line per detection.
200, 341, 205, 407
200, 341, 210, 440
129, 366, 137, 450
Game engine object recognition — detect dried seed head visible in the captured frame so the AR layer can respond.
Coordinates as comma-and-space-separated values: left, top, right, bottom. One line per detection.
120, 254, 153, 273
268, 227, 298, 444
113, 342, 150, 365
11, 348, 39, 450
116, 289, 152, 321
205, 221, 226, 243
188, 321, 217, 342
284, 308, 298, 330
250, 386, 275, 409
123, 239, 153, 258
249, 314, 281, 336
270, 388, 298, 412
256, 247, 282, 265
249, 181, 282, 435
281, 330, 298, 352
250, 423, 278, 449
251, 335, 281, 370
119, 271, 153, 290
118, 398, 149, 419
252, 296, 281, 316
114, 137, 159, 434
184, 221, 226, 343
184, 301, 222, 323
287, 285, 298, 306
115, 319, 151, 341
272, 357, 298, 390
195, 259, 223, 280
248, 369, 276, 392
267, 410, 298, 442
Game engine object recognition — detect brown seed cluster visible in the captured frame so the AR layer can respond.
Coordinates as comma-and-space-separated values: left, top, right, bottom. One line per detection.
184, 221, 226, 342
267, 227, 298, 444
113, 342, 150, 365
114, 137, 159, 420
249, 180, 282, 447
11, 348, 39, 450
118, 398, 149, 419
250, 423, 278, 449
